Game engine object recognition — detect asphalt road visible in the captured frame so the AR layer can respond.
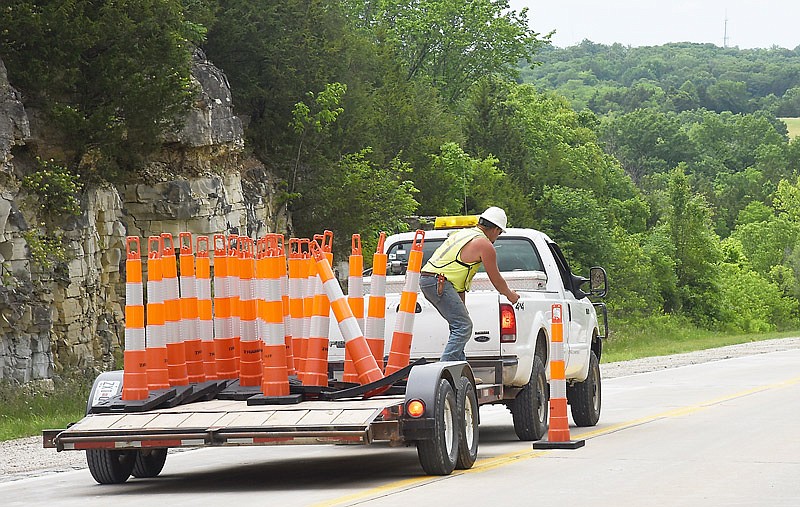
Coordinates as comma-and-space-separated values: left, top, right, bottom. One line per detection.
4, 348, 799, 507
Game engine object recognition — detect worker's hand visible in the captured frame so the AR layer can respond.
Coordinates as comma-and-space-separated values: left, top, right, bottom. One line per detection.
507, 291, 520, 304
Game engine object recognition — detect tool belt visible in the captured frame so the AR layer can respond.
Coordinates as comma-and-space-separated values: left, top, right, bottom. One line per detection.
421, 271, 447, 296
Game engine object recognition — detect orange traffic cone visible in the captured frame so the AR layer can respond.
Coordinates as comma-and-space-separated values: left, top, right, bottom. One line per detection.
364, 232, 388, 369
195, 236, 216, 380
533, 303, 585, 450
343, 234, 365, 383
303, 232, 333, 386
259, 234, 290, 396
161, 233, 188, 386
310, 239, 383, 385
288, 238, 307, 376
213, 234, 237, 379
179, 232, 204, 383
228, 235, 242, 376
385, 230, 425, 376
277, 235, 295, 375
238, 237, 262, 387
122, 237, 148, 400
299, 241, 314, 381
145, 236, 170, 390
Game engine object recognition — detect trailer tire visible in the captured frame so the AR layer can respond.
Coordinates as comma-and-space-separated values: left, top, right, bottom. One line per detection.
132, 448, 168, 478
417, 379, 459, 475
568, 350, 601, 427
455, 376, 478, 470
86, 449, 136, 484
511, 356, 548, 441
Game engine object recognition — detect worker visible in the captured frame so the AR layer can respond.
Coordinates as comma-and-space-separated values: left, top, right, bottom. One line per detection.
419, 206, 521, 361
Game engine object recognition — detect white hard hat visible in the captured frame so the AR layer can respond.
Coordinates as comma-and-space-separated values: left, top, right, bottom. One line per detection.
479, 206, 508, 232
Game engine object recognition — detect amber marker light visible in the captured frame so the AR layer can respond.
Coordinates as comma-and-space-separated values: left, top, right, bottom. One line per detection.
406, 399, 426, 418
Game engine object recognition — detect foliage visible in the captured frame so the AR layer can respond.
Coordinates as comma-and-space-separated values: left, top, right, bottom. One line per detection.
716, 262, 799, 332
665, 167, 722, 323
0, 0, 203, 176
21, 159, 82, 219
344, 0, 548, 103
603, 314, 799, 363
522, 42, 800, 115
290, 149, 419, 259
21, 230, 70, 270
0, 374, 92, 441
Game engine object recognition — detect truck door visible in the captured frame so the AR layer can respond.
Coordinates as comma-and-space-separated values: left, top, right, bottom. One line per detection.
547, 243, 593, 377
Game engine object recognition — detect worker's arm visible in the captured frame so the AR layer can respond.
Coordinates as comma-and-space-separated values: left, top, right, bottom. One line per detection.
473, 239, 520, 304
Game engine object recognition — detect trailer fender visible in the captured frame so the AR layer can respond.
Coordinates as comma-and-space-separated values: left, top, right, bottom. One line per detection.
402, 361, 472, 441
86, 370, 124, 415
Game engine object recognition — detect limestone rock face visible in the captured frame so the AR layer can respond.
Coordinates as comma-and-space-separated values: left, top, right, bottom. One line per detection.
0, 53, 284, 383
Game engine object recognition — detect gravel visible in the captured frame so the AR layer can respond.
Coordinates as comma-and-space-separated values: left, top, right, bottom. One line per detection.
2, 336, 799, 483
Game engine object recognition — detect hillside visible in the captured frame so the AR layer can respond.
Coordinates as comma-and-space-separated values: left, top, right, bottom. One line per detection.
521, 41, 800, 115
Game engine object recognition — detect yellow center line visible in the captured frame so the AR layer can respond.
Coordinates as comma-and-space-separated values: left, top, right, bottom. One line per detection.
312, 375, 800, 507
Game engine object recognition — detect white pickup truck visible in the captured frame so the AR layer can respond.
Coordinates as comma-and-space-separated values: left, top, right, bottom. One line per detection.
330, 216, 608, 440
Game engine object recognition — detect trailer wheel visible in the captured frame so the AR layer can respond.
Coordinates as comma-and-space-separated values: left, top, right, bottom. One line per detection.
511, 356, 548, 441
86, 449, 136, 484
417, 378, 458, 475
568, 350, 601, 427
455, 376, 478, 469
132, 448, 168, 478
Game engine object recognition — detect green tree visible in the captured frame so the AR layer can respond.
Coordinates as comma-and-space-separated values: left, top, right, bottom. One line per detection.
600, 109, 695, 183
345, 0, 546, 102
291, 149, 419, 258
0, 0, 203, 175
666, 166, 722, 322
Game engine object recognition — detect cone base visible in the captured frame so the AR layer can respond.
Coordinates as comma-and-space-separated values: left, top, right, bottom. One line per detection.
532, 438, 585, 450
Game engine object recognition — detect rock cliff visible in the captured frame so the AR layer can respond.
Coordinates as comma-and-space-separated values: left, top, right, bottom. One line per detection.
0, 50, 286, 383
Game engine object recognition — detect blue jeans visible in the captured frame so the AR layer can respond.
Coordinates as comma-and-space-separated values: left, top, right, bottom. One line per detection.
419, 275, 473, 362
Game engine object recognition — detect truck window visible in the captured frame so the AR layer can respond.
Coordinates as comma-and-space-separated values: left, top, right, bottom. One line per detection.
386, 236, 543, 274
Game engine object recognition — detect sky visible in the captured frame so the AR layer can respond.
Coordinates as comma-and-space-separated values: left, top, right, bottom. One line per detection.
507, 0, 800, 50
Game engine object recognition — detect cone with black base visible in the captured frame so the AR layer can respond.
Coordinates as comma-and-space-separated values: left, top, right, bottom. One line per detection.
533, 303, 585, 450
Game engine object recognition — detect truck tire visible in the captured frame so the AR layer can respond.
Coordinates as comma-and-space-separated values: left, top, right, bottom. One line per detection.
568, 350, 601, 427
417, 379, 459, 475
511, 356, 548, 441
132, 448, 168, 478
455, 376, 478, 470
86, 449, 136, 484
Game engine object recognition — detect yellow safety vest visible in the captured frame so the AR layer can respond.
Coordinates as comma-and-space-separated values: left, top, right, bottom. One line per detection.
422, 227, 486, 292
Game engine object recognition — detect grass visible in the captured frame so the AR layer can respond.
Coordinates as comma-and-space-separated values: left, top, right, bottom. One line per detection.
602, 314, 799, 363
779, 117, 800, 139
0, 374, 92, 442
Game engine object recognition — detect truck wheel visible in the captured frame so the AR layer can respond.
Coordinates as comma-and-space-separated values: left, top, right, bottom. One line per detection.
511, 356, 548, 441
417, 378, 459, 475
132, 448, 168, 478
86, 449, 136, 484
455, 376, 478, 470
568, 350, 601, 426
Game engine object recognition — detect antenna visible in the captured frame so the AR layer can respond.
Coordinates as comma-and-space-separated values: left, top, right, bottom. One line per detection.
723, 12, 729, 48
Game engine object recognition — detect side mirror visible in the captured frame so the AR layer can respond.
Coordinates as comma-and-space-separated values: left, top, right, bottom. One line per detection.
589, 266, 608, 298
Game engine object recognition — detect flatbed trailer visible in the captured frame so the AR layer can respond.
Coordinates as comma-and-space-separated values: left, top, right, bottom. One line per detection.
44, 360, 504, 484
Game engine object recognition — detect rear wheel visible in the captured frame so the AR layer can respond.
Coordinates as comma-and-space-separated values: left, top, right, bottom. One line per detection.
568, 350, 601, 426
455, 376, 478, 469
511, 356, 548, 441
86, 449, 136, 484
132, 448, 168, 478
417, 379, 459, 475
